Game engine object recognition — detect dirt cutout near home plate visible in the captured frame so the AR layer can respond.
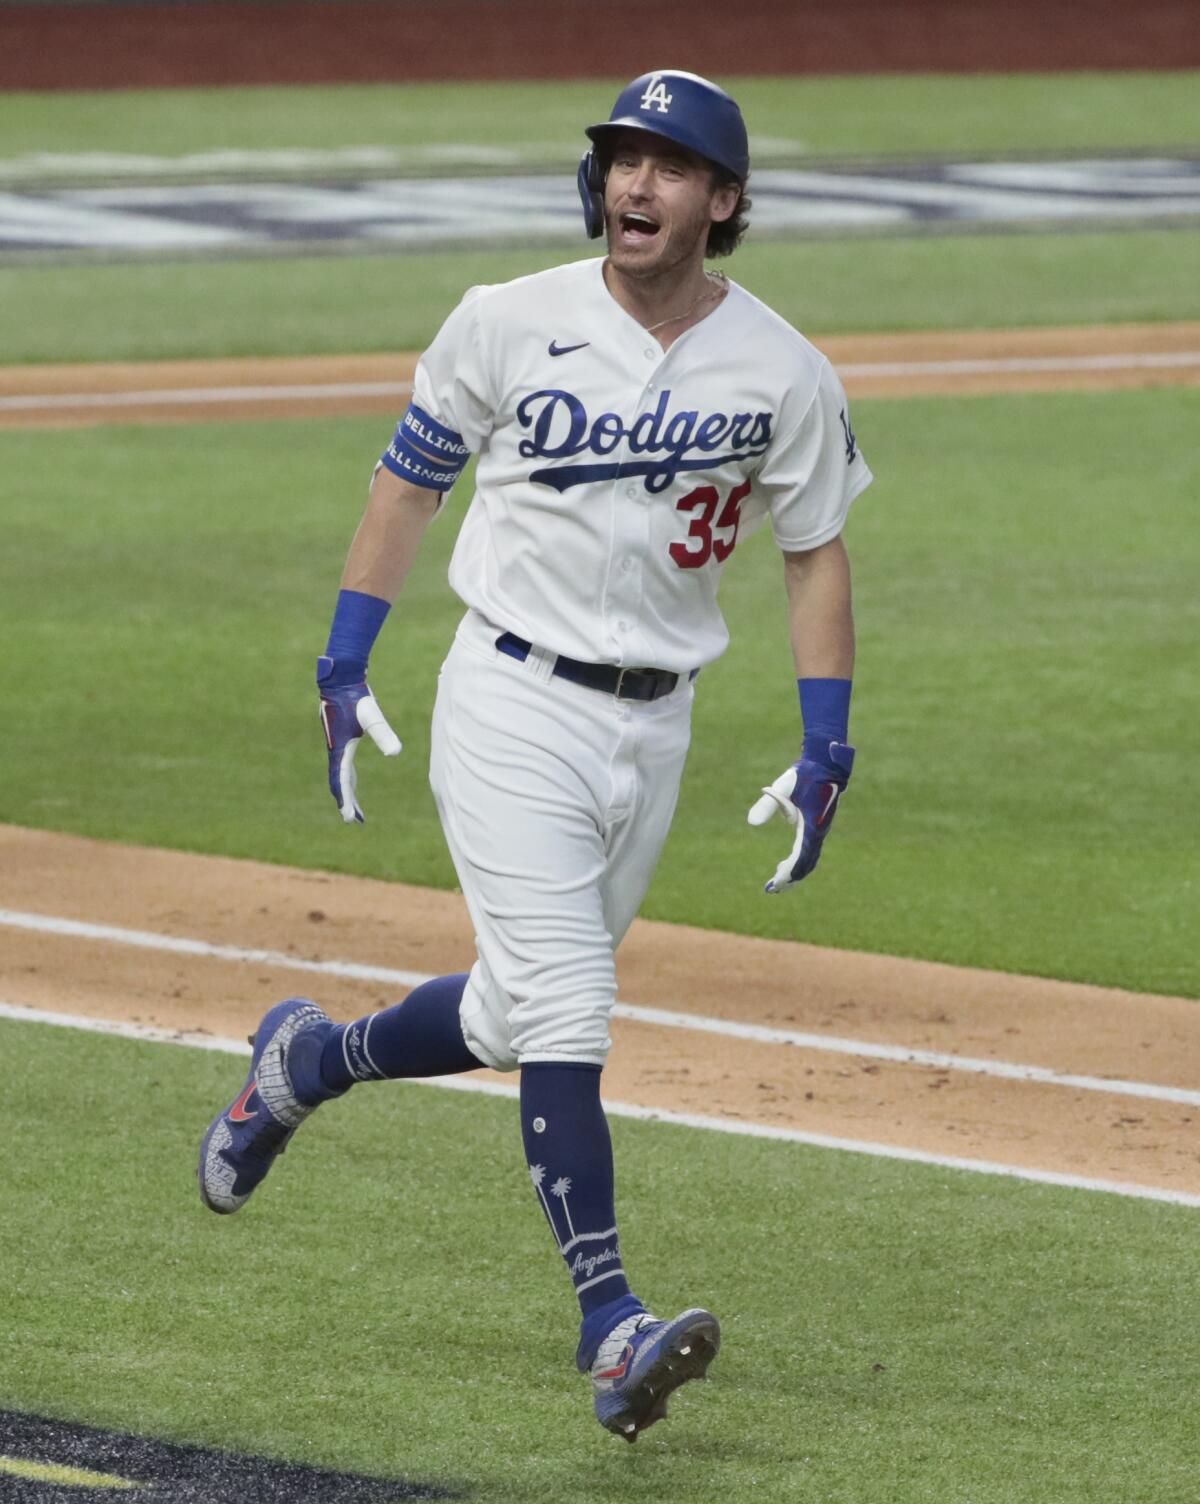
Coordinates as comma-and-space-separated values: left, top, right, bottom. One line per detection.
2, 323, 1200, 431
3, 825, 1198, 1199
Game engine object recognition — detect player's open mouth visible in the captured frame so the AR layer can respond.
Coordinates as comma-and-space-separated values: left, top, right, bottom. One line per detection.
619, 211, 661, 242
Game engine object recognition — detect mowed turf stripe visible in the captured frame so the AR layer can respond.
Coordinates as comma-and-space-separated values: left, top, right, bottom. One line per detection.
2, 906, 1196, 1108
3, 999, 1199, 1209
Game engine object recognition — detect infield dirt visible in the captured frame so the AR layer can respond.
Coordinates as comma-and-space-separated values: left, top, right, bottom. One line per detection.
4, 322, 1197, 1203
3, 323, 1199, 430
3, 823, 1197, 1200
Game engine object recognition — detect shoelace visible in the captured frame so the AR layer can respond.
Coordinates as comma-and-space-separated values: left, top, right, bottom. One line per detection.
233, 1118, 293, 1165
593, 1313, 659, 1374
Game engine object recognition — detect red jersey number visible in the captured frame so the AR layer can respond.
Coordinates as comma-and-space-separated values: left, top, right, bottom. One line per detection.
669, 480, 751, 569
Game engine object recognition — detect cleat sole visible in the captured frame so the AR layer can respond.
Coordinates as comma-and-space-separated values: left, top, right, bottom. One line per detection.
600, 1311, 719, 1440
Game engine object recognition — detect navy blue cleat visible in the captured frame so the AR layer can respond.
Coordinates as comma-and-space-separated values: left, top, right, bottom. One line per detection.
198, 997, 332, 1214
589, 1308, 720, 1441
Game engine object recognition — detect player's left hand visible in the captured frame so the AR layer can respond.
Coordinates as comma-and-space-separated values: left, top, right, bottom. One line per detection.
747, 739, 855, 893
317, 657, 402, 824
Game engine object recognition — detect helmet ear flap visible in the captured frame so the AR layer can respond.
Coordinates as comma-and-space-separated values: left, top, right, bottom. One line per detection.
577, 149, 607, 239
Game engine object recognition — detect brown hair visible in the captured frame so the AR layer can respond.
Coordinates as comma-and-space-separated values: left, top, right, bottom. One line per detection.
707, 170, 751, 258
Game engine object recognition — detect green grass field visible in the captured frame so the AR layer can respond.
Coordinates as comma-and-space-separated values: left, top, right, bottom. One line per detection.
4, 387, 1196, 995
5, 1019, 1198, 1504
6, 227, 1199, 364
5, 72, 1200, 164
3, 67, 1198, 1504
3, 69, 1199, 362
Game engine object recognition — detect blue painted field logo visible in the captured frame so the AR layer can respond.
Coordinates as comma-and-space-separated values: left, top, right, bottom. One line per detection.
0, 1409, 455, 1502
516, 387, 773, 493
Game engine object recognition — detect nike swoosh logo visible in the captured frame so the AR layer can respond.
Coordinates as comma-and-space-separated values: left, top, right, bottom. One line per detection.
816, 784, 839, 826
548, 340, 590, 357
229, 1082, 258, 1122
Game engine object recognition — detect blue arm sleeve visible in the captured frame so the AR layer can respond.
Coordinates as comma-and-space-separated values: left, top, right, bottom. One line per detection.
319, 589, 391, 688
798, 677, 852, 760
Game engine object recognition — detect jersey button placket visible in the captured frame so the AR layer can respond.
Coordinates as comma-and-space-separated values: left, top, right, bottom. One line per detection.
611, 355, 661, 662
604, 471, 632, 660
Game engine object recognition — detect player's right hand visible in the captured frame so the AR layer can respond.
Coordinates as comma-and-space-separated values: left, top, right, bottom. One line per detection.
317, 657, 402, 824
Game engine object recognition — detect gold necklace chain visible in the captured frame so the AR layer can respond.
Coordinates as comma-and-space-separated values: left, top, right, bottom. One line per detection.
643, 271, 729, 335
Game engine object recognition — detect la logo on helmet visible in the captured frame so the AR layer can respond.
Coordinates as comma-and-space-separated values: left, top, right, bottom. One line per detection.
640, 75, 673, 114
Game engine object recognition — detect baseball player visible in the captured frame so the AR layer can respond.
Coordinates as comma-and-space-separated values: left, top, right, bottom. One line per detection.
199, 70, 871, 1442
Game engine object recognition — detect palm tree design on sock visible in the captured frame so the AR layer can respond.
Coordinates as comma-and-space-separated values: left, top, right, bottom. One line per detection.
550, 1175, 576, 1243
529, 1163, 556, 1236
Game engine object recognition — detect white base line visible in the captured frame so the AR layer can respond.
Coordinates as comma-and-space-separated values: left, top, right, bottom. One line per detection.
1, 350, 1197, 415
2, 906, 1196, 1108
0, 381, 415, 413
839, 350, 1200, 379
2, 999, 1196, 1210
0, 907, 432, 986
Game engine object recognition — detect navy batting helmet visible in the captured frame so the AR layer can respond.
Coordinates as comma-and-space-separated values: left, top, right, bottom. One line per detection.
577, 70, 750, 239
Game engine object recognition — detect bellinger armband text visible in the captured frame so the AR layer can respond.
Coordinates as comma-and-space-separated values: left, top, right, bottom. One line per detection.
380, 402, 470, 493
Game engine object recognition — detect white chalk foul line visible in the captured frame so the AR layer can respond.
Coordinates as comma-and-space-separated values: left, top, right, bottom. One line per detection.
1, 999, 1196, 1209
838, 350, 1200, 379
3, 906, 1197, 1107
2, 350, 1198, 416
0, 380, 415, 412
615, 1002, 1200, 1106
0, 908, 432, 988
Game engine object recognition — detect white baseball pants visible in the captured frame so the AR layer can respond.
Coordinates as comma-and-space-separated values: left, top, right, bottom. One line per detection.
429, 609, 694, 1071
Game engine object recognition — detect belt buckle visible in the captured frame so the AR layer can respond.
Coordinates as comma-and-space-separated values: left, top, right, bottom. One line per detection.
614, 666, 633, 700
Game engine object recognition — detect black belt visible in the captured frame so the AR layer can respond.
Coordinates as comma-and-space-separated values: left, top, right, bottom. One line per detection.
496, 632, 688, 702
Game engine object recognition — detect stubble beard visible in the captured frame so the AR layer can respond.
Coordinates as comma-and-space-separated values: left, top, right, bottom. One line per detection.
605, 202, 712, 288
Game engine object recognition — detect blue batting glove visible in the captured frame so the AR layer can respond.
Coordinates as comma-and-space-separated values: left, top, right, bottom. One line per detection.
317, 656, 402, 824
747, 739, 855, 893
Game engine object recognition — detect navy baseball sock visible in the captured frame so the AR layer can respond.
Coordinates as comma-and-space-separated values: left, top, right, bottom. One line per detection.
520, 1062, 640, 1354
576, 1292, 647, 1372
290, 974, 479, 1102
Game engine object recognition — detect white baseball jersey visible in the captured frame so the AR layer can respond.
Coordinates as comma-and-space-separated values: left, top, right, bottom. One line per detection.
384, 255, 872, 674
